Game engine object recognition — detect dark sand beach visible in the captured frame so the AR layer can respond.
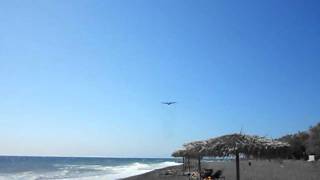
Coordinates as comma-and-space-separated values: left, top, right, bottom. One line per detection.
123, 160, 320, 180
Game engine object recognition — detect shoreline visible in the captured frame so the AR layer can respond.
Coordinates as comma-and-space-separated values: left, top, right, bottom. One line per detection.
123, 160, 320, 180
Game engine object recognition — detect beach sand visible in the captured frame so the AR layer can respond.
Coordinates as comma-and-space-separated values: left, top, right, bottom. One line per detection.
123, 160, 320, 180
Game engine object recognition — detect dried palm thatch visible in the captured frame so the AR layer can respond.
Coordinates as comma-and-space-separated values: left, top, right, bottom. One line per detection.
173, 134, 289, 158
172, 149, 187, 157
172, 141, 207, 157
202, 133, 290, 158
172, 133, 290, 180
183, 140, 207, 157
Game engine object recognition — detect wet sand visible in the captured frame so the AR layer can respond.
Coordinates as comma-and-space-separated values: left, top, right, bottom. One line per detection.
123, 160, 320, 180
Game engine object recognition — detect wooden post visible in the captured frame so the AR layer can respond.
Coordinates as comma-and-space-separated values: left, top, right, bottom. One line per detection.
188, 157, 190, 172
183, 157, 185, 171
198, 156, 201, 180
198, 156, 201, 172
236, 151, 240, 180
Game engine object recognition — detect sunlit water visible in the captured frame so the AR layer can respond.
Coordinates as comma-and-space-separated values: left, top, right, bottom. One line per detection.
0, 156, 180, 180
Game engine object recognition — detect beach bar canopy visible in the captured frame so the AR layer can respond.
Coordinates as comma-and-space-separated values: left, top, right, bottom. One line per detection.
172, 133, 290, 180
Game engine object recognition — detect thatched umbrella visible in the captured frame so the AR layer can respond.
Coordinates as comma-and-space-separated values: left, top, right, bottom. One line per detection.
202, 134, 290, 180
182, 140, 207, 173
172, 149, 188, 157
172, 141, 207, 159
172, 141, 207, 172
173, 133, 290, 180
202, 133, 289, 157
172, 149, 188, 171
183, 140, 207, 157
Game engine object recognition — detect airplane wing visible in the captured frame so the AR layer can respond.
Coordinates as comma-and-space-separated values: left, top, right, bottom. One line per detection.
161, 102, 177, 105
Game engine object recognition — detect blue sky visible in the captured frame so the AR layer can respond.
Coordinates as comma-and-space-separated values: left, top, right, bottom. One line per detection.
0, 0, 320, 157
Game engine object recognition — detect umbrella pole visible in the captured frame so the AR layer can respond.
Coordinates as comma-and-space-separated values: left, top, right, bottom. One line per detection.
198, 156, 201, 172
183, 157, 185, 171
188, 157, 190, 172
236, 151, 240, 180
198, 156, 201, 179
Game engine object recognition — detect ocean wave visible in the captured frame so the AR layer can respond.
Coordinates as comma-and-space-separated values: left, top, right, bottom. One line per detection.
0, 161, 181, 180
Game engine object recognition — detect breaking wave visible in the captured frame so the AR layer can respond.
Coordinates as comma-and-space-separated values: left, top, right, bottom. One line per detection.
0, 161, 180, 180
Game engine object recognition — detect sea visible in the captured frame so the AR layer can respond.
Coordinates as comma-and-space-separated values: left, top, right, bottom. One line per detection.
0, 156, 180, 180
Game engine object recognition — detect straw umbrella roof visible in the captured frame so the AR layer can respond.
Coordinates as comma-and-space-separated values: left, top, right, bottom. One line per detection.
172, 149, 187, 157
202, 133, 290, 157
173, 133, 290, 158
183, 140, 207, 157
172, 133, 290, 180
172, 140, 207, 158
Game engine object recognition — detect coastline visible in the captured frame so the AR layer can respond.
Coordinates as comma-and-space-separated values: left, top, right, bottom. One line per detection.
0, 156, 178, 179
123, 160, 320, 180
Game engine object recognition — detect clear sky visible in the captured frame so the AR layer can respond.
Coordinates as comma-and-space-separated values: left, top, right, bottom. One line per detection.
1, 0, 320, 158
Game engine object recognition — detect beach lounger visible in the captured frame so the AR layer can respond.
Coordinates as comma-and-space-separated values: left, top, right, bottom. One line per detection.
201, 169, 213, 179
212, 170, 225, 180
202, 170, 225, 180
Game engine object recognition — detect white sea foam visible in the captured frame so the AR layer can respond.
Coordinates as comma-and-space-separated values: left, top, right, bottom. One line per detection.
78, 161, 180, 180
0, 161, 180, 180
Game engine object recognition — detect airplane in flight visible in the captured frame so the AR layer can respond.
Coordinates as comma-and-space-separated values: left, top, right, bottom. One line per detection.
161, 102, 177, 105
